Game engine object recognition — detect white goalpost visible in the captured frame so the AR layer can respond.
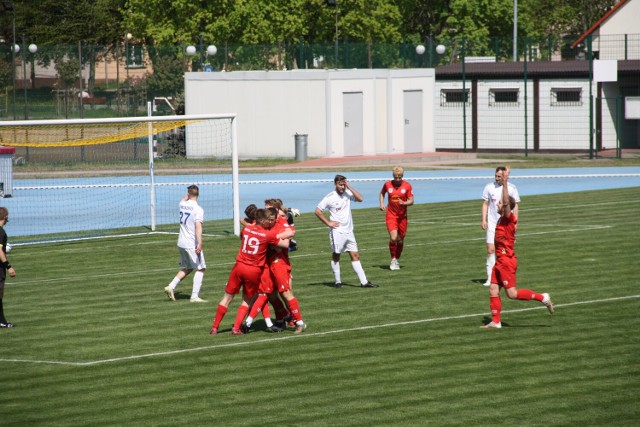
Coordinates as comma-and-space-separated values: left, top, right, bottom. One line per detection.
0, 112, 240, 243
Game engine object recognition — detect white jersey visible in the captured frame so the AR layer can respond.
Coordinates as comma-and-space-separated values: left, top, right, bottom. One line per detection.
482, 181, 520, 227
177, 199, 204, 249
317, 189, 356, 234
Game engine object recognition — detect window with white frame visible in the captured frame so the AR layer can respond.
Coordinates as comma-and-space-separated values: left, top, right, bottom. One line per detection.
440, 89, 471, 107
489, 88, 519, 107
551, 88, 582, 106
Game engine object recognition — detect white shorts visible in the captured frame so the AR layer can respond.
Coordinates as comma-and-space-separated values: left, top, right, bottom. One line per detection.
179, 247, 206, 270
486, 224, 496, 244
329, 230, 359, 254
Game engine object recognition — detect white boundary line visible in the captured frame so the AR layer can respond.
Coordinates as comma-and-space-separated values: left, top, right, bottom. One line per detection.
1, 294, 638, 367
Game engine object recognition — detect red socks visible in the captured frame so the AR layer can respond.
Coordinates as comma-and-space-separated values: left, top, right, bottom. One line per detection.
233, 305, 249, 329
389, 241, 397, 259
516, 289, 544, 302
287, 297, 302, 322
490, 295, 502, 324
248, 294, 268, 319
212, 304, 228, 329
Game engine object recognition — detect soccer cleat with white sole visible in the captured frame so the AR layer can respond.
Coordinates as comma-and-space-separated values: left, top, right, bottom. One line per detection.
190, 296, 207, 303
483, 281, 491, 287
294, 321, 307, 334
481, 321, 502, 329
164, 286, 176, 301
542, 293, 554, 315
390, 259, 400, 271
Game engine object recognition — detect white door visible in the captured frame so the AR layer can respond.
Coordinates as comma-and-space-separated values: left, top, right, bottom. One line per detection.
343, 92, 363, 156
404, 90, 423, 153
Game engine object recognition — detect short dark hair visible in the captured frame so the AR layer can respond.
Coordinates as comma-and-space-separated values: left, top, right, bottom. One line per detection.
0, 207, 7, 220
244, 204, 258, 222
187, 185, 199, 196
334, 174, 346, 183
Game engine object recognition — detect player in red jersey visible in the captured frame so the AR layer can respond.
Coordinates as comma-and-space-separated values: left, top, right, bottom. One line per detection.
210, 207, 292, 335
379, 167, 414, 271
481, 166, 554, 329
244, 200, 307, 334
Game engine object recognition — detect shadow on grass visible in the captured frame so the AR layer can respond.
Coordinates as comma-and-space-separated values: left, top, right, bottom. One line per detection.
481, 316, 551, 328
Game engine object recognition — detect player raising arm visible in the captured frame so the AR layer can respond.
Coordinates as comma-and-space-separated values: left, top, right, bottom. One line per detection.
481, 166, 554, 329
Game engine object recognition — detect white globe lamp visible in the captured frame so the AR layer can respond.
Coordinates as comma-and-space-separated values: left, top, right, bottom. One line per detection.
28, 43, 37, 54
436, 44, 446, 55
186, 45, 197, 56
206, 45, 217, 56
415, 44, 426, 55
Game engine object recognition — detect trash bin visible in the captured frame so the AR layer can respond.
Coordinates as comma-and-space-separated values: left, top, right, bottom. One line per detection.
0, 146, 15, 198
294, 134, 308, 161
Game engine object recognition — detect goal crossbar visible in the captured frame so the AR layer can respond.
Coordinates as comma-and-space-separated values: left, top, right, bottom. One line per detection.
0, 113, 241, 242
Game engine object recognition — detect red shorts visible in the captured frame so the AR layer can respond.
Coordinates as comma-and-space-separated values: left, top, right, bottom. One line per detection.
225, 262, 262, 299
270, 259, 292, 293
258, 267, 274, 294
385, 215, 407, 238
491, 255, 518, 288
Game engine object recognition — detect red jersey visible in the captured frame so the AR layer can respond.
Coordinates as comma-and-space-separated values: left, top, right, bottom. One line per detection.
267, 216, 293, 265
381, 180, 413, 218
494, 213, 517, 258
236, 224, 281, 267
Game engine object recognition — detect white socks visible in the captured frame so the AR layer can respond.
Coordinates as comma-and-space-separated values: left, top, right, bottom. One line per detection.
331, 260, 341, 283
332, 260, 368, 285
168, 276, 180, 289
351, 260, 368, 285
191, 270, 204, 298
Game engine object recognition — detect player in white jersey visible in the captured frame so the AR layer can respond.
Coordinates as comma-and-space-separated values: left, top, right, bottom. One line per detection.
481, 167, 520, 286
164, 185, 207, 302
315, 175, 378, 289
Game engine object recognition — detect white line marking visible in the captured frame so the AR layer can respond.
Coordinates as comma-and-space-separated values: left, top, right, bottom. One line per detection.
2, 294, 638, 366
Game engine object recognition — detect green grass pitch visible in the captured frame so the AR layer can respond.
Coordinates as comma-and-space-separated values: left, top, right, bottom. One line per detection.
1, 187, 639, 425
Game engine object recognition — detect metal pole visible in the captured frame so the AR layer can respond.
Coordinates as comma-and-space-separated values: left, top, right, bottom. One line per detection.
513, 0, 518, 61
147, 101, 156, 231
462, 39, 467, 152
523, 36, 528, 157
78, 41, 84, 119
588, 35, 594, 159
335, 1, 339, 68
11, 11, 16, 120
22, 34, 28, 119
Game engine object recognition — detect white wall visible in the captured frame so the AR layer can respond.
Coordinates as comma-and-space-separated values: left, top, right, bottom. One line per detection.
538, 80, 591, 150
185, 69, 435, 159
476, 81, 534, 150
435, 79, 597, 151
434, 81, 472, 150
593, 0, 640, 60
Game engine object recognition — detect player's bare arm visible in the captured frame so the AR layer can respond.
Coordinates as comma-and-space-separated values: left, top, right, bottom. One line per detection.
345, 181, 363, 202
195, 221, 203, 254
315, 208, 339, 228
481, 200, 489, 230
501, 166, 512, 217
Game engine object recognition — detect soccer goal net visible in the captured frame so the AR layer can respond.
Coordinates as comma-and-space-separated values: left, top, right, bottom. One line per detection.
0, 113, 240, 244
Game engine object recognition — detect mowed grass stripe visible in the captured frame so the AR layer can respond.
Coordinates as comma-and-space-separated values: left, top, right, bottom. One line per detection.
0, 187, 639, 426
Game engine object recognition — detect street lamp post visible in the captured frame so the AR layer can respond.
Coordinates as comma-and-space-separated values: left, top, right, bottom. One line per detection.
21, 35, 37, 119
186, 42, 217, 71
125, 33, 132, 83
3, 1, 17, 119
